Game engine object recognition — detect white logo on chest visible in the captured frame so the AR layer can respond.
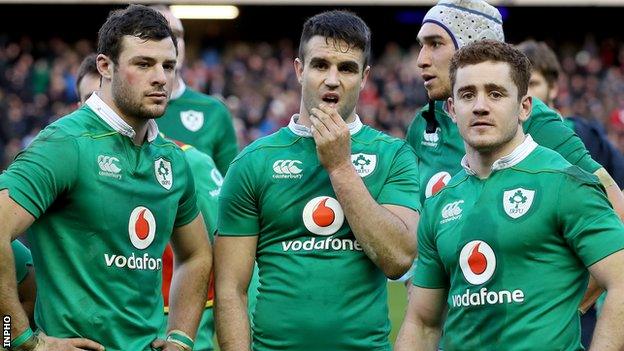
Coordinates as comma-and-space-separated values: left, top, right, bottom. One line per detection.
503, 188, 535, 219
180, 110, 204, 132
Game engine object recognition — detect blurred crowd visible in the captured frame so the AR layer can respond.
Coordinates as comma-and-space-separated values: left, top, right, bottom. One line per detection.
3, 34, 624, 169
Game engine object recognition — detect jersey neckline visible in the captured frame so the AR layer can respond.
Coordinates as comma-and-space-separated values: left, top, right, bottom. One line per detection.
460, 135, 538, 176
85, 93, 159, 142
287, 114, 363, 138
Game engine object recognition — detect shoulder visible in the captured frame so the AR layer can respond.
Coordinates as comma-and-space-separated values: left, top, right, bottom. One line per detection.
231, 128, 297, 165
39, 107, 101, 141
514, 146, 599, 184
354, 125, 412, 150
527, 97, 562, 122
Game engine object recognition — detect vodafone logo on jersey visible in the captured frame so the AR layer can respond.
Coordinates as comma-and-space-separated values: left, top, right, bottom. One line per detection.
302, 196, 345, 236
459, 240, 496, 285
453, 240, 525, 308
426, 171, 451, 198
128, 206, 156, 250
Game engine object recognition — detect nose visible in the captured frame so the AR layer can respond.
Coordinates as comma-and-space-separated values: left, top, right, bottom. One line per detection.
473, 93, 489, 116
417, 46, 431, 69
152, 65, 168, 87
324, 66, 339, 89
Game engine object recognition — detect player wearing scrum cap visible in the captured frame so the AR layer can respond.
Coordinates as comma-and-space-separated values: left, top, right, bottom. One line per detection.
405, 0, 624, 221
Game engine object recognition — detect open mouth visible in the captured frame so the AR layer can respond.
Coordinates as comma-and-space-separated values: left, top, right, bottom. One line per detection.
322, 93, 340, 105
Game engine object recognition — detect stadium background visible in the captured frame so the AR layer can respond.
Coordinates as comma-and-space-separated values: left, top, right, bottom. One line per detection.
1, 1, 623, 346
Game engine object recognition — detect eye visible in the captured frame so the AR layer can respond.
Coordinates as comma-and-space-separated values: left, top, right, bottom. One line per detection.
137, 62, 149, 68
163, 63, 175, 71
460, 92, 474, 100
489, 91, 503, 99
339, 65, 358, 73
311, 61, 328, 70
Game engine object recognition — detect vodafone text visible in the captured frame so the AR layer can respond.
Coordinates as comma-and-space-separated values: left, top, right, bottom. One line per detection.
282, 237, 363, 252
104, 252, 162, 271
452, 287, 525, 307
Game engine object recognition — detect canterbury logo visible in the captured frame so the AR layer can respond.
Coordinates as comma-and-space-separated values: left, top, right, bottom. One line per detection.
441, 200, 464, 223
424, 131, 439, 143
98, 155, 121, 174
273, 160, 303, 179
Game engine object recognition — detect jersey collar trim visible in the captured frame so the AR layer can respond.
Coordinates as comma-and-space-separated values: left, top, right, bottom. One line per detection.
85, 93, 159, 142
288, 114, 363, 137
461, 135, 538, 175
170, 78, 186, 100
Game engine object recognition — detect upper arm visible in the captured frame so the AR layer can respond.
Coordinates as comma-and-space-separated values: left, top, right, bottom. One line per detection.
558, 172, 624, 267
0, 190, 35, 242
377, 144, 422, 213
214, 235, 257, 293
588, 250, 624, 290
404, 285, 447, 328
171, 213, 211, 263
382, 204, 419, 239
0, 129, 78, 219
217, 155, 260, 236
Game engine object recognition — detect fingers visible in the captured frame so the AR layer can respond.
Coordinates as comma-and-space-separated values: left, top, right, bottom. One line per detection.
150, 338, 167, 350
68, 338, 105, 351
310, 106, 348, 143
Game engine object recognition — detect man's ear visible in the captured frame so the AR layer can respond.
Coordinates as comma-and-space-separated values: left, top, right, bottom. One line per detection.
96, 54, 113, 80
448, 97, 458, 124
294, 58, 304, 85
519, 95, 533, 124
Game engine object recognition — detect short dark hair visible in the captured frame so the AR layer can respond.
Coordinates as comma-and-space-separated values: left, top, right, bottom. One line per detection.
516, 40, 561, 88
76, 53, 99, 94
450, 40, 532, 100
298, 10, 371, 69
97, 4, 177, 64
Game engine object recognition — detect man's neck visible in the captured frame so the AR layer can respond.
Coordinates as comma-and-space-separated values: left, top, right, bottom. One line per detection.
297, 107, 356, 127
465, 132, 526, 179
98, 87, 148, 146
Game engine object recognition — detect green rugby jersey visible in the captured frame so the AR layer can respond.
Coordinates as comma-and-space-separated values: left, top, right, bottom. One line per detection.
12, 240, 32, 283
406, 98, 601, 205
161, 143, 221, 351
218, 116, 421, 351
0, 94, 199, 351
413, 136, 624, 351
156, 82, 238, 174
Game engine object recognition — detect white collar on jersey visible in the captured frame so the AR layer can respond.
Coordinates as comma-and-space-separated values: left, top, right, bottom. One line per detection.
85, 92, 159, 142
170, 77, 186, 101
288, 114, 363, 138
461, 134, 538, 175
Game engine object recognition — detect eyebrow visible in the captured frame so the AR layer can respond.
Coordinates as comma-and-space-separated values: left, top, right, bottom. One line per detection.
456, 85, 476, 95
484, 83, 509, 94
339, 61, 360, 71
130, 56, 177, 65
456, 83, 510, 95
417, 34, 445, 45
309, 57, 361, 71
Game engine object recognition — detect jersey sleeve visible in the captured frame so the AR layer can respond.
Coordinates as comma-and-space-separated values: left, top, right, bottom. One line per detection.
217, 154, 260, 236
12, 240, 33, 284
185, 148, 220, 241
0, 127, 78, 218
558, 167, 624, 267
412, 207, 448, 288
213, 103, 238, 174
525, 100, 601, 174
377, 143, 422, 213
174, 154, 200, 227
